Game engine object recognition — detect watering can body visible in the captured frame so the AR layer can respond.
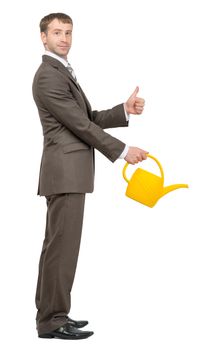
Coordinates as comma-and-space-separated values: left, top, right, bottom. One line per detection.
123, 154, 188, 208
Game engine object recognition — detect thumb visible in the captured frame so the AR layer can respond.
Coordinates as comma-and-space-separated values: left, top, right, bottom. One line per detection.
131, 86, 139, 98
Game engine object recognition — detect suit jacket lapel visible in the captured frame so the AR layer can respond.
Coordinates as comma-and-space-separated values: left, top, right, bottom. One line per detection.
43, 55, 80, 88
77, 84, 93, 119
42, 55, 93, 119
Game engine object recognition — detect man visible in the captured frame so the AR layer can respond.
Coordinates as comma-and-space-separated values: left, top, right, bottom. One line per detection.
32, 12, 148, 340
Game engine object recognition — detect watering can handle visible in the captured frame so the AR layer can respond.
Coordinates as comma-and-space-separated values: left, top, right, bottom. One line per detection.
122, 154, 165, 183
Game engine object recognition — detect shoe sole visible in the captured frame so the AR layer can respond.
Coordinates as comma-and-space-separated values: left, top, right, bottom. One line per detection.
39, 332, 94, 340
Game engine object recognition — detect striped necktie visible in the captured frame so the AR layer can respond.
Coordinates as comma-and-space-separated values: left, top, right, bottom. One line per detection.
67, 62, 78, 82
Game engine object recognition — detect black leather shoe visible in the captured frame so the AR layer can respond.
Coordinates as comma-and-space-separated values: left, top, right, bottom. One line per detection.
67, 316, 88, 328
39, 323, 94, 340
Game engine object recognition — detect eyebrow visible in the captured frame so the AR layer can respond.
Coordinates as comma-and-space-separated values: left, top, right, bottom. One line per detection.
52, 29, 72, 32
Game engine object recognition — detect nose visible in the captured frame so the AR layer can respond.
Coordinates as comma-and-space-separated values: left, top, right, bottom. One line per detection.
61, 37, 66, 42
60, 33, 68, 42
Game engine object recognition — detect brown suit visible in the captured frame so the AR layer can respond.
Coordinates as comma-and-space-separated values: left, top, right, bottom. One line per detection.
33, 55, 128, 196
32, 55, 128, 335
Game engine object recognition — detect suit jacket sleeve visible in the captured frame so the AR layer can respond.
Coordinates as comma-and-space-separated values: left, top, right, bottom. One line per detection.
35, 70, 126, 162
92, 105, 129, 129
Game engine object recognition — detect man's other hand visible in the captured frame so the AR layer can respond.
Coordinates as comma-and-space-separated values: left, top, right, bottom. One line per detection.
124, 147, 148, 165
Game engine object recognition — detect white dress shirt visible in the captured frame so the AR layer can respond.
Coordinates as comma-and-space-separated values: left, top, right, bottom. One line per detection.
44, 50, 129, 160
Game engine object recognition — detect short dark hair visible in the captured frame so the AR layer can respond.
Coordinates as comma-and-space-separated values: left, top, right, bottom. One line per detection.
40, 13, 73, 33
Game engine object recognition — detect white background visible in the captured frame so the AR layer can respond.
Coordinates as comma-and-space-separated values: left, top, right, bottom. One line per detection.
0, 0, 198, 349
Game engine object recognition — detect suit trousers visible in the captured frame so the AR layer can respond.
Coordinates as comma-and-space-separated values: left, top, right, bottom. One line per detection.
35, 193, 85, 335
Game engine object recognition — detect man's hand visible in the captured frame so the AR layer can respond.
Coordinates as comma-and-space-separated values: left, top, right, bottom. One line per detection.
124, 147, 148, 165
124, 86, 145, 115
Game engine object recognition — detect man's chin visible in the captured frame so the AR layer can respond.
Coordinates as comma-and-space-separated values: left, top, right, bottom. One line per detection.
54, 51, 68, 59
57, 49, 69, 59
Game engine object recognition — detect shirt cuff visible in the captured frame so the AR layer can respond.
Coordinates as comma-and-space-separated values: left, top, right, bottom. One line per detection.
118, 145, 129, 159
123, 104, 130, 121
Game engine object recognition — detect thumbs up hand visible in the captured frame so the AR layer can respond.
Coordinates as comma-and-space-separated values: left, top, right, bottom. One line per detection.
124, 86, 145, 115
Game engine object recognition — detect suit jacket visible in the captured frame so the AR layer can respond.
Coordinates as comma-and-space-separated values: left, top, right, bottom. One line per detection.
32, 55, 128, 196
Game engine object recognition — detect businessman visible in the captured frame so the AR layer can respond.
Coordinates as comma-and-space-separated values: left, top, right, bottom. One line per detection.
32, 12, 147, 340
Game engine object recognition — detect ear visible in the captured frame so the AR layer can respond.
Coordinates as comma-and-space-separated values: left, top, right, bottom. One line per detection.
41, 32, 47, 45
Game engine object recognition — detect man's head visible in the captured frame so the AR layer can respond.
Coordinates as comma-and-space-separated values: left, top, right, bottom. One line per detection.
40, 13, 73, 59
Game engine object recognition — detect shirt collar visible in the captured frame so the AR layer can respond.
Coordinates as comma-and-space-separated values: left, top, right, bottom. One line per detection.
44, 50, 69, 68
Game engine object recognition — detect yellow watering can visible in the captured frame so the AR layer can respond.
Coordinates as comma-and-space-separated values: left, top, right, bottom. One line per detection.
122, 154, 188, 208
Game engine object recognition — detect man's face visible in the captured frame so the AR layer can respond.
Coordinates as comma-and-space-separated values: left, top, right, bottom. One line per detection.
41, 19, 73, 59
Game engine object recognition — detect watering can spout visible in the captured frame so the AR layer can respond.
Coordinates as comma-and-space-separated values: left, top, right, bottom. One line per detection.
162, 183, 189, 197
